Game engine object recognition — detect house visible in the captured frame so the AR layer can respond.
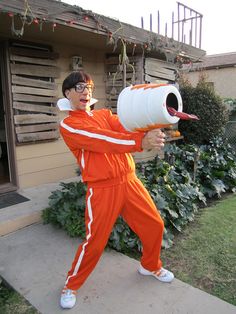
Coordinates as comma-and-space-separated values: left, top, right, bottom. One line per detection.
183, 52, 236, 99
0, 0, 205, 194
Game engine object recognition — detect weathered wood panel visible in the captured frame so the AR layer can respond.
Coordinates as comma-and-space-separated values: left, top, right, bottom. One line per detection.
15, 123, 58, 134
145, 59, 176, 81
13, 94, 56, 103
145, 63, 175, 76
145, 74, 168, 83
145, 58, 177, 70
10, 55, 57, 66
14, 114, 58, 125
132, 149, 162, 163
17, 131, 60, 143
12, 86, 58, 97
12, 75, 56, 89
9, 47, 59, 59
145, 69, 175, 81
10, 64, 60, 78
13, 102, 57, 114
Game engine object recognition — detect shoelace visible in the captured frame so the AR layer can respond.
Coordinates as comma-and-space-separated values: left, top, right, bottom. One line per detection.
153, 268, 167, 277
62, 289, 76, 298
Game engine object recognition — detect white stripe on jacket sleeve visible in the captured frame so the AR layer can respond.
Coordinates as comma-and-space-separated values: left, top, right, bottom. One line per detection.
60, 121, 136, 146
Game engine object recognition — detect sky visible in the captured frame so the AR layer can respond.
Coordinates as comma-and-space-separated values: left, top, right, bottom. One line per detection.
63, 0, 236, 55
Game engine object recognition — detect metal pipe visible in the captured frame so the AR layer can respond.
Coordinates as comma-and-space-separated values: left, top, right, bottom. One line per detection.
172, 11, 174, 38
141, 16, 144, 29
157, 10, 160, 34
199, 15, 202, 48
190, 9, 193, 45
177, 3, 180, 41
195, 12, 197, 47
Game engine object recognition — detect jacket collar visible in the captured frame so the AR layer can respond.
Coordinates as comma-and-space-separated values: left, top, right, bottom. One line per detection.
57, 98, 98, 111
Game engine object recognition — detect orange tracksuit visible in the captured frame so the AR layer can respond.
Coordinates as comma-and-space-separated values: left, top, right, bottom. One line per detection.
60, 109, 164, 291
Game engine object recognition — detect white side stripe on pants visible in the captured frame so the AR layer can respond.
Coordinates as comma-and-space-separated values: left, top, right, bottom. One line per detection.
65, 187, 93, 286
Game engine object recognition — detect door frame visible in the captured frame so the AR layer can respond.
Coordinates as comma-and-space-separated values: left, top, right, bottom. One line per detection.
0, 40, 18, 193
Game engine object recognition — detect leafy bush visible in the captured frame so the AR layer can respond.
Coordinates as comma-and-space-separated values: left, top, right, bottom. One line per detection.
42, 138, 236, 251
195, 137, 236, 197
42, 182, 86, 238
179, 77, 228, 144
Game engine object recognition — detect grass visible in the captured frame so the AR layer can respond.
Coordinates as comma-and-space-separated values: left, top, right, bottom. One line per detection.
0, 279, 40, 314
161, 193, 236, 306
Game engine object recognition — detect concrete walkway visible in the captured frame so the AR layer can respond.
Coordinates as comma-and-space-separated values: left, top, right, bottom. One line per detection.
0, 181, 235, 314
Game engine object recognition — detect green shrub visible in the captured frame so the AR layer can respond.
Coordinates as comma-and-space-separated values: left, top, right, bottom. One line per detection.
195, 137, 236, 197
165, 138, 236, 197
179, 77, 228, 144
42, 182, 86, 238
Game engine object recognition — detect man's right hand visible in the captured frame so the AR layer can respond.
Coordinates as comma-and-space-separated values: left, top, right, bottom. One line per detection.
142, 129, 166, 150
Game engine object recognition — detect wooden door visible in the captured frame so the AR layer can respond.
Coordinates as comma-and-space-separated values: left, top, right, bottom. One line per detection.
0, 41, 17, 193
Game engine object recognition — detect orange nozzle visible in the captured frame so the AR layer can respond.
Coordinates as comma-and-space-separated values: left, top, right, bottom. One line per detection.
134, 123, 172, 132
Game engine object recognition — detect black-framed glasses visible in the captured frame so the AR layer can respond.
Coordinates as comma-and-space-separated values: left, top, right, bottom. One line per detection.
74, 83, 94, 93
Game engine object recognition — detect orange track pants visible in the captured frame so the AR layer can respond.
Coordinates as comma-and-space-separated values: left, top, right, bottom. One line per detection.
65, 174, 164, 291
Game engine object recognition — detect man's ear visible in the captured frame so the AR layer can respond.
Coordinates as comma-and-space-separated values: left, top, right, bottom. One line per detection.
65, 89, 70, 99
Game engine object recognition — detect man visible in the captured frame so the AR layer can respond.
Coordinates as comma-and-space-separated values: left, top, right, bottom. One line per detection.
59, 70, 174, 309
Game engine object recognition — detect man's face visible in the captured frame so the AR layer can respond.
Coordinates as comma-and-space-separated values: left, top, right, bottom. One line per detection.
66, 82, 94, 111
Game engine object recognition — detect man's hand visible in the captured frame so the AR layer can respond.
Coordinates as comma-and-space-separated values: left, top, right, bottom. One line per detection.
142, 129, 165, 150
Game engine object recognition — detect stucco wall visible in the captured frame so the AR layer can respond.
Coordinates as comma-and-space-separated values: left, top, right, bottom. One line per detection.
16, 42, 106, 188
185, 67, 236, 99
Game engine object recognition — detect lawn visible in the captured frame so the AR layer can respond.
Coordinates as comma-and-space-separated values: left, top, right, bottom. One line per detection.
161, 193, 236, 306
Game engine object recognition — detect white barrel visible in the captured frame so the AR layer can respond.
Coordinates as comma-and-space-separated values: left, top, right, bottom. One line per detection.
117, 84, 182, 131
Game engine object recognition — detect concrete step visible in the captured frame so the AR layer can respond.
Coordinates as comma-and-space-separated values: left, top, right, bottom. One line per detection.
0, 177, 79, 236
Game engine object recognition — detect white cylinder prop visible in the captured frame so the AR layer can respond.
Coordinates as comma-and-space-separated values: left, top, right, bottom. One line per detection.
117, 84, 183, 131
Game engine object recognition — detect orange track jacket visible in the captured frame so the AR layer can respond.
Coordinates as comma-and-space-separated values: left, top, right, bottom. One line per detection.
60, 109, 145, 185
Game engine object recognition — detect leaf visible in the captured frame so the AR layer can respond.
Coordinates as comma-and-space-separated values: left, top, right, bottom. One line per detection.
166, 208, 179, 218
212, 179, 227, 196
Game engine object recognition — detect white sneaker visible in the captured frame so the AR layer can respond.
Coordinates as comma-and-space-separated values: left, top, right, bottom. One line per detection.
60, 288, 77, 309
138, 264, 174, 283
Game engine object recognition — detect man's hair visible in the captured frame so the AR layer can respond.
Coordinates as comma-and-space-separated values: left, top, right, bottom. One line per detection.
62, 71, 93, 97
